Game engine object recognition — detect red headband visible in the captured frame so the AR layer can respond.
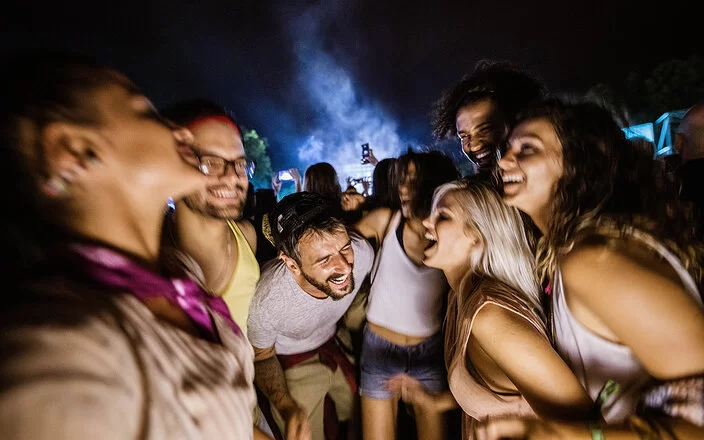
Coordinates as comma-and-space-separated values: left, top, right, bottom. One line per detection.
186, 115, 241, 137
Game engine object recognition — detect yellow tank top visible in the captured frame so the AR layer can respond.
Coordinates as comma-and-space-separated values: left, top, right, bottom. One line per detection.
220, 220, 260, 337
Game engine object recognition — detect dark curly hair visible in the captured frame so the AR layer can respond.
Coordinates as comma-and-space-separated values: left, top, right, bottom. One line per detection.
519, 99, 703, 284
431, 59, 546, 139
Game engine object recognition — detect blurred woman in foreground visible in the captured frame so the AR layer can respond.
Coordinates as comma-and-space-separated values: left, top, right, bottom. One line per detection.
0, 53, 262, 439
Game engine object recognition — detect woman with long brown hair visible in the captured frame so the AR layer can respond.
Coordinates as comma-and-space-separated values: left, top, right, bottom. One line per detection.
482, 99, 704, 438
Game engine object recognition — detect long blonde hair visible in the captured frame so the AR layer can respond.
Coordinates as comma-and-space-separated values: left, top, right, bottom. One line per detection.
434, 179, 544, 368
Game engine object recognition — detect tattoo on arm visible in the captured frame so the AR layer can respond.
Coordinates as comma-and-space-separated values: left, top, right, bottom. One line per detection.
254, 356, 295, 413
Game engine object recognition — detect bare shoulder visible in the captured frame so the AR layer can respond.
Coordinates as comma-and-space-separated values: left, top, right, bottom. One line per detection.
560, 238, 686, 302
236, 219, 257, 252
561, 241, 616, 274
354, 207, 392, 233
472, 301, 541, 341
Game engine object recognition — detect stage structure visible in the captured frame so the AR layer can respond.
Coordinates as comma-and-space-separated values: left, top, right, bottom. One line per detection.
623, 109, 687, 158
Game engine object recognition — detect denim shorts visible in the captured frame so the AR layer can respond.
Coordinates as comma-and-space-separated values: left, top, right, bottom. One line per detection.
359, 325, 447, 400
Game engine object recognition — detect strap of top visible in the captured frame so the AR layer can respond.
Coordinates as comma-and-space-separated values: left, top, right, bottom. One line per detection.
576, 225, 701, 303
454, 278, 548, 391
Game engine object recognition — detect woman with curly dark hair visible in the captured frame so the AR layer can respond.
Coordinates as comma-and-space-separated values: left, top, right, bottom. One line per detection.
481, 99, 704, 439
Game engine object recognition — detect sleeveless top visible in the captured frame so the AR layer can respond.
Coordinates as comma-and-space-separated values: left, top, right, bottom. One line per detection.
552, 227, 703, 424
220, 220, 260, 337
366, 211, 448, 337
447, 278, 547, 439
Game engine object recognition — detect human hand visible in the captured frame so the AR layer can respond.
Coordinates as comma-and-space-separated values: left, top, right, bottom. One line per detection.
475, 416, 578, 440
281, 405, 312, 440
271, 174, 282, 195
385, 374, 437, 410
361, 179, 370, 196
289, 168, 302, 192
289, 168, 301, 183
341, 191, 365, 212
362, 148, 379, 166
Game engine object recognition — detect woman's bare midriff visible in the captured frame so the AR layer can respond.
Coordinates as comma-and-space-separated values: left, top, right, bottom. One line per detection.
367, 322, 431, 346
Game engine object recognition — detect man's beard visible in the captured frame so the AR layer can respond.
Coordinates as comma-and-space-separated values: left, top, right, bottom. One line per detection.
183, 185, 247, 219
301, 268, 355, 301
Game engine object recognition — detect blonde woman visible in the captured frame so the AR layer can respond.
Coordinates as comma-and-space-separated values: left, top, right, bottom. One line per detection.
388, 179, 593, 438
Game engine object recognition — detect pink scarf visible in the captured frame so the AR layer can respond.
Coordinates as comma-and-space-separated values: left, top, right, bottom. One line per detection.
71, 243, 241, 338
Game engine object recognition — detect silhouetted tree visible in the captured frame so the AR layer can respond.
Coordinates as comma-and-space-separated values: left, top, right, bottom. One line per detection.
241, 128, 274, 189
586, 56, 704, 125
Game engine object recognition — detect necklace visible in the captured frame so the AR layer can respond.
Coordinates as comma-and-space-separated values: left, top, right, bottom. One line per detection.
213, 224, 233, 289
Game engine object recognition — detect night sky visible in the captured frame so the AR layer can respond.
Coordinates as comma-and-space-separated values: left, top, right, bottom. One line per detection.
3, 0, 700, 180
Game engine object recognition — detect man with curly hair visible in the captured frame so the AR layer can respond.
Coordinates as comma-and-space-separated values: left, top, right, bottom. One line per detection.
431, 60, 546, 178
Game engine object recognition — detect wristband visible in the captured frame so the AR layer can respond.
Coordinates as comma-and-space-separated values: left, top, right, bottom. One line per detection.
587, 420, 605, 440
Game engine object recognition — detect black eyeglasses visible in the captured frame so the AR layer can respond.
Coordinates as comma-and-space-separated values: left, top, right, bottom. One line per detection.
198, 155, 256, 179
177, 143, 256, 179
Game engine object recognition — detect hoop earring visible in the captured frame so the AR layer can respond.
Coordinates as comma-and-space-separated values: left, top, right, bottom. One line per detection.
44, 175, 70, 197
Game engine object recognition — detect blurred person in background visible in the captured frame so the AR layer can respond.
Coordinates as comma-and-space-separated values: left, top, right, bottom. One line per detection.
353, 151, 459, 440
675, 101, 704, 229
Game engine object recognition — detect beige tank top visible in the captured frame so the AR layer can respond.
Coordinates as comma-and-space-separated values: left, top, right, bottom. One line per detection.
447, 278, 547, 439
552, 227, 703, 424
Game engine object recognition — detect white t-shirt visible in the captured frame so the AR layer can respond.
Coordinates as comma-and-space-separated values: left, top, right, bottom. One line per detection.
247, 234, 374, 355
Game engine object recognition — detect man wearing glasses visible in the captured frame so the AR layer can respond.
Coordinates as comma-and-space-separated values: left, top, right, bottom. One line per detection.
160, 99, 260, 338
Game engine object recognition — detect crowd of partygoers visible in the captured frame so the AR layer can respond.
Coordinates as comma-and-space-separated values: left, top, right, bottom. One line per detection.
1, 51, 703, 440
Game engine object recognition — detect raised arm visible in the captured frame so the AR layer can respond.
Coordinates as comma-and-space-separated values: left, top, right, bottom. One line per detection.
351, 207, 392, 250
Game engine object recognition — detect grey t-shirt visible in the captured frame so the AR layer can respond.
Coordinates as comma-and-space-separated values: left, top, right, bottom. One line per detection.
247, 234, 374, 355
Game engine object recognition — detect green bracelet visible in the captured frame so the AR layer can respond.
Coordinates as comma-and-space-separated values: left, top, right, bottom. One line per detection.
587, 420, 605, 440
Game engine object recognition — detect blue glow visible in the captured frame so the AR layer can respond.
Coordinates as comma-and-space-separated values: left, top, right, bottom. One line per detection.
622, 122, 655, 143
287, 2, 410, 186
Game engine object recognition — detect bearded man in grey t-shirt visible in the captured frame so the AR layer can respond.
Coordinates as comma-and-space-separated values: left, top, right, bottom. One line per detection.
248, 192, 374, 440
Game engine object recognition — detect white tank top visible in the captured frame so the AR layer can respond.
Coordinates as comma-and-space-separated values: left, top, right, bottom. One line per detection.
366, 211, 448, 337
552, 228, 702, 423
